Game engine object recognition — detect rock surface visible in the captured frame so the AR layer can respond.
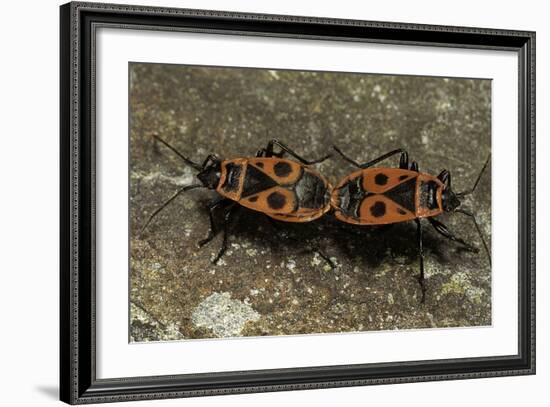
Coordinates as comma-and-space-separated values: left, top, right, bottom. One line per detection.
129, 63, 491, 341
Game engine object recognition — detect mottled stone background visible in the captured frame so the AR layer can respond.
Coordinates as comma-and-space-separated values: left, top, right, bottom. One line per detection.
129, 63, 491, 342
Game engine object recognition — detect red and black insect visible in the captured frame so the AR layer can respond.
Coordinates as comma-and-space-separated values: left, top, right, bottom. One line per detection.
141, 135, 333, 263
331, 146, 491, 302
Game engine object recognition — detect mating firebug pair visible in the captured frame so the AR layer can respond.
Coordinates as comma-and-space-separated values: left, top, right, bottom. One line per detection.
141, 136, 490, 302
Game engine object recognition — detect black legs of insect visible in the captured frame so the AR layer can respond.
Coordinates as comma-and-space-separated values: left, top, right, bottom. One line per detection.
455, 208, 491, 265
257, 139, 332, 164
265, 217, 336, 270
398, 150, 421, 172
409, 158, 426, 302
198, 199, 240, 264
333, 145, 420, 172
333, 146, 407, 169
399, 152, 409, 169
213, 205, 240, 264
198, 197, 231, 248
427, 217, 479, 254
415, 219, 427, 304
453, 155, 492, 265
427, 212, 490, 265
438, 169, 451, 187
437, 157, 491, 265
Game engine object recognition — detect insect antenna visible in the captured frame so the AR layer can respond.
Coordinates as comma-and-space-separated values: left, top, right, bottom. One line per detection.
152, 134, 203, 171
454, 154, 491, 264
140, 184, 204, 235
455, 208, 491, 265
456, 154, 491, 198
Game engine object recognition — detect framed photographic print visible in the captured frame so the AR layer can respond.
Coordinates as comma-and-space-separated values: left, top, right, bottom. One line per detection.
60, 1, 535, 404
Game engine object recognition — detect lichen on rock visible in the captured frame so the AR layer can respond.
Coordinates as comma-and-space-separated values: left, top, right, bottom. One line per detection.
191, 292, 261, 338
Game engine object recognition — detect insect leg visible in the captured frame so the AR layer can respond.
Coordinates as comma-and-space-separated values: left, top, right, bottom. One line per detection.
264, 139, 331, 164
437, 169, 451, 187
312, 249, 336, 269
332, 146, 407, 169
256, 146, 284, 158
455, 208, 491, 265
265, 217, 335, 269
410, 161, 419, 172
212, 204, 240, 264
201, 154, 220, 168
415, 218, 427, 303
198, 197, 232, 248
399, 152, 409, 169
427, 217, 479, 253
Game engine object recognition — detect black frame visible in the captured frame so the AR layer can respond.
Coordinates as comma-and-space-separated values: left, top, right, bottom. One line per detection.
60, 1, 536, 404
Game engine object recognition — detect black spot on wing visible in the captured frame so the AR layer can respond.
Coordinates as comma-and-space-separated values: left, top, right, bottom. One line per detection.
399, 175, 408, 181
384, 176, 417, 212
375, 173, 389, 185
248, 196, 258, 202
370, 201, 386, 217
255, 162, 264, 168
274, 161, 293, 177
397, 207, 407, 215
267, 191, 286, 210
241, 165, 278, 198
